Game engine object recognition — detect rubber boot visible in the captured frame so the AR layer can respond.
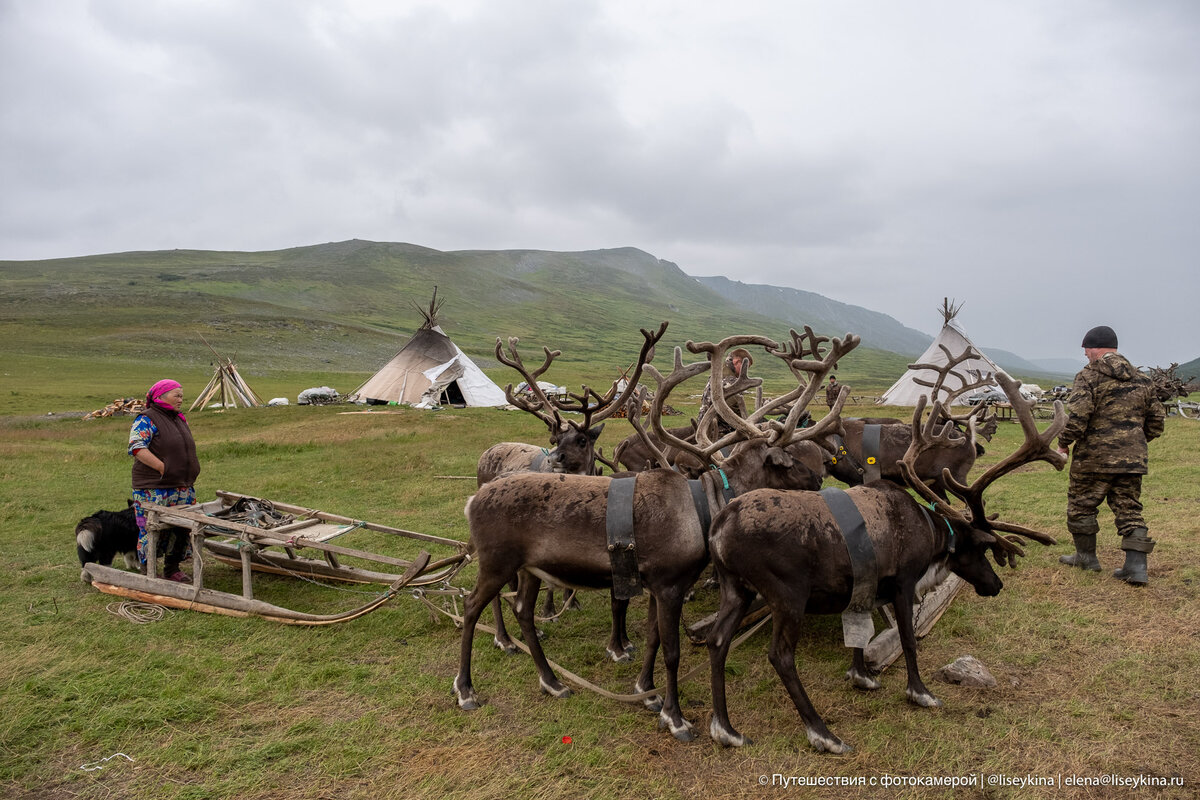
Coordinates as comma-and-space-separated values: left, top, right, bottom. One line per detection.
1113, 528, 1154, 586
1059, 534, 1101, 572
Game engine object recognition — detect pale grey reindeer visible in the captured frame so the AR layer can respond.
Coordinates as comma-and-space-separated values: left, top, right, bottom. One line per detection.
455, 327, 860, 741
706, 366, 1066, 754
476, 324, 666, 660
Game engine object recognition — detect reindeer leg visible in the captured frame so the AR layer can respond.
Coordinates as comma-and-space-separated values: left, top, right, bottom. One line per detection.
606, 596, 634, 662
515, 571, 571, 699
455, 571, 510, 711
634, 593, 663, 712
707, 579, 757, 748
894, 590, 941, 708
541, 586, 557, 617
846, 647, 882, 691
491, 579, 519, 654
561, 587, 580, 614
768, 606, 852, 754
653, 589, 695, 742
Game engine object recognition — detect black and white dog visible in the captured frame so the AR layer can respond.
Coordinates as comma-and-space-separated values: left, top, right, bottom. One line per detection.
75, 501, 142, 568
75, 501, 192, 571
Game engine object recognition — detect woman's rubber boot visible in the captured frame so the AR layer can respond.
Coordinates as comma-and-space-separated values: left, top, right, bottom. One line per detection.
1059, 534, 1101, 572
1113, 529, 1153, 586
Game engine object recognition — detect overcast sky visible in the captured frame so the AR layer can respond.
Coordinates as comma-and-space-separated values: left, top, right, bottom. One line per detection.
3, 0, 1197, 366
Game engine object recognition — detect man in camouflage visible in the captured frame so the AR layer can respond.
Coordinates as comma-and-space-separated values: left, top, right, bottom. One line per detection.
825, 375, 844, 409
1056, 325, 1165, 585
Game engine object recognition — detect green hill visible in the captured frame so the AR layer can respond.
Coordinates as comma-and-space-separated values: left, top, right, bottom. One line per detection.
2, 240, 918, 392
2, 239, 1074, 414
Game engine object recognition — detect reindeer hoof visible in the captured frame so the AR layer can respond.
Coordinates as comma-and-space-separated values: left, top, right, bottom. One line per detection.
845, 669, 882, 691
907, 689, 943, 708
493, 637, 519, 655
658, 712, 696, 742
607, 647, 632, 663
807, 729, 852, 754
453, 677, 480, 711
539, 678, 572, 699
635, 681, 663, 712
709, 718, 751, 748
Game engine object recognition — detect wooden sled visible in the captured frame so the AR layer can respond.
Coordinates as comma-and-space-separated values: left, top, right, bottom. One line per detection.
81, 490, 469, 625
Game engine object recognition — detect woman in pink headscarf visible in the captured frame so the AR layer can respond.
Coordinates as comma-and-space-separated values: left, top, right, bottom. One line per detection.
128, 379, 201, 582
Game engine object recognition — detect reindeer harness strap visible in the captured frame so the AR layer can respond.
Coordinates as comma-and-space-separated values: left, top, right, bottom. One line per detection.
819, 487, 880, 649
605, 476, 643, 600
687, 480, 712, 537
862, 424, 882, 483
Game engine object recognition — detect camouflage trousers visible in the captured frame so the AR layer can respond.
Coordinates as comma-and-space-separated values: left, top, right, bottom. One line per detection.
1067, 472, 1145, 538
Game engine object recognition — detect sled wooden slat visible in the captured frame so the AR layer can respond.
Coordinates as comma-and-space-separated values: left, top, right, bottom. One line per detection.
84, 490, 465, 625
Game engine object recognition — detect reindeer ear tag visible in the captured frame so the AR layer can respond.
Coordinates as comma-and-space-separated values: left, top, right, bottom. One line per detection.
866, 457, 876, 465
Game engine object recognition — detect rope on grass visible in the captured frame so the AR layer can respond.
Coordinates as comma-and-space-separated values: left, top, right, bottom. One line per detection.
106, 601, 172, 624
80, 752, 135, 772
410, 587, 771, 704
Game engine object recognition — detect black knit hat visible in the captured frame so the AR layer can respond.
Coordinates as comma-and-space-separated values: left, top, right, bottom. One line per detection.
1081, 325, 1118, 349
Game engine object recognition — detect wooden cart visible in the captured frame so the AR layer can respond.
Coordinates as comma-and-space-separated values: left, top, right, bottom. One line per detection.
81, 490, 470, 625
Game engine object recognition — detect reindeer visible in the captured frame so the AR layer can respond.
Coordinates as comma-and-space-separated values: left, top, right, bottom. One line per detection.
706, 366, 1066, 754
476, 324, 665, 485
824, 347, 998, 497
454, 327, 860, 741
476, 324, 666, 660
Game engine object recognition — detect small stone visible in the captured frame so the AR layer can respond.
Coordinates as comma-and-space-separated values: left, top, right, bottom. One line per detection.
934, 654, 997, 687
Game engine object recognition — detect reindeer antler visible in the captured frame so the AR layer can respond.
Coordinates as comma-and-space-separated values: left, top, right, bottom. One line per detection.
551, 323, 668, 432
901, 361, 1066, 562
495, 337, 568, 433
755, 327, 861, 448
634, 329, 861, 471
496, 323, 668, 436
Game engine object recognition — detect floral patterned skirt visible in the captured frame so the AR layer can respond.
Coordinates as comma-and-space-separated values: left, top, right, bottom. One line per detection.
131, 486, 196, 566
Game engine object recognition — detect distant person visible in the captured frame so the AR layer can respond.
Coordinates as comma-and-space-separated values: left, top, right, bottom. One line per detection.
825, 375, 846, 409
129, 379, 200, 583
699, 348, 753, 437
1056, 326, 1165, 585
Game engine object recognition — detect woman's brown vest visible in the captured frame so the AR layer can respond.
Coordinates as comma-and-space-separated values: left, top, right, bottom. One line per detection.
131, 405, 201, 490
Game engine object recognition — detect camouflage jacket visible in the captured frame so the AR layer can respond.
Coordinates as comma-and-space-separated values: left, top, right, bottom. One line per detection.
1058, 352, 1166, 474
825, 382, 843, 406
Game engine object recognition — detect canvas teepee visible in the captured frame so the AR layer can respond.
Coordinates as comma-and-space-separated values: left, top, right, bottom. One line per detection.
349, 289, 507, 408
190, 338, 264, 411
879, 299, 1001, 406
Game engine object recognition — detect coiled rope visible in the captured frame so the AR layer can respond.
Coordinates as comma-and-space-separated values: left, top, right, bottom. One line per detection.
106, 601, 172, 624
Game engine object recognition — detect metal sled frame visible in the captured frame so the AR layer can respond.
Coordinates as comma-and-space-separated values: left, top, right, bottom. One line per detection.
81, 490, 469, 625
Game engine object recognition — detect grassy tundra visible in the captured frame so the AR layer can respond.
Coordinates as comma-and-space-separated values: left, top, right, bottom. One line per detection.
2, 355, 1198, 800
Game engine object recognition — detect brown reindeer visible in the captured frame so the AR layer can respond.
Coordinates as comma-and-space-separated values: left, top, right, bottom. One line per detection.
824, 347, 997, 496
476, 324, 666, 660
706, 369, 1066, 753
454, 327, 860, 741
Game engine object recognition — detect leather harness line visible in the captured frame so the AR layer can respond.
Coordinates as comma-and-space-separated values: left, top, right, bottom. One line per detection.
605, 476, 642, 599
818, 487, 878, 614
861, 423, 882, 483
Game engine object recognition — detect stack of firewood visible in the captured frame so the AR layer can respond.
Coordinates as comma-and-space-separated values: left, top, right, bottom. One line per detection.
84, 398, 145, 419
611, 400, 682, 419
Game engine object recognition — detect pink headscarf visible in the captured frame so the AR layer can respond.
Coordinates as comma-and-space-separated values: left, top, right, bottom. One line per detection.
146, 379, 186, 419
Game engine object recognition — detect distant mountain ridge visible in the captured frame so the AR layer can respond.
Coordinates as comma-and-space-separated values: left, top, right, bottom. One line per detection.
692, 275, 933, 356
0, 239, 1077, 387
